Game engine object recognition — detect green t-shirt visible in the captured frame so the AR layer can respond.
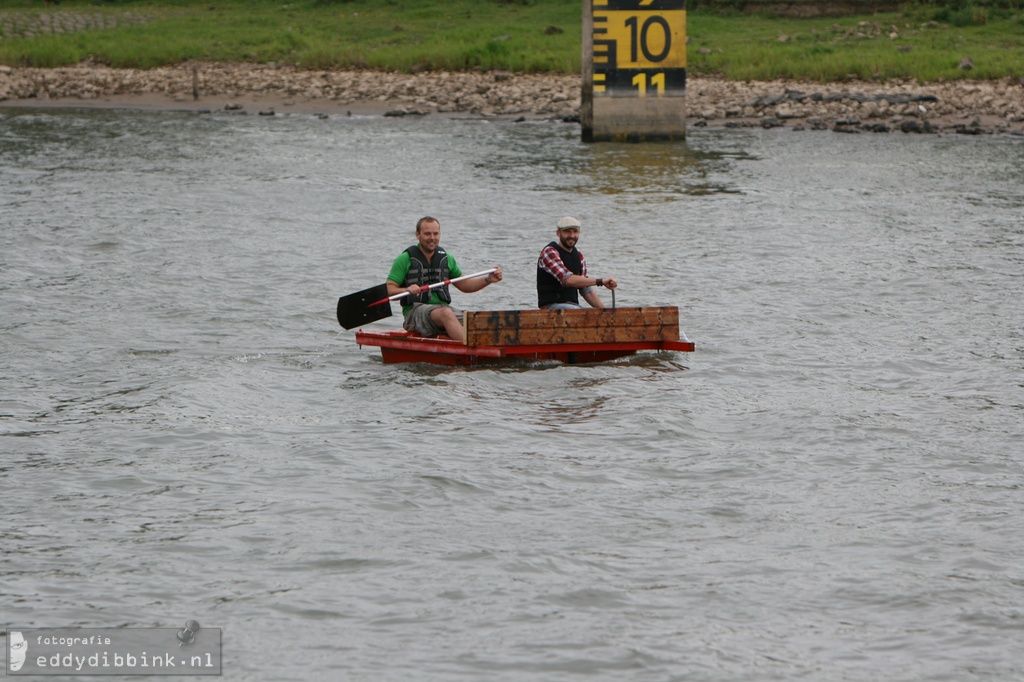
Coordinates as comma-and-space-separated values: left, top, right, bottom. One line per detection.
387, 250, 462, 315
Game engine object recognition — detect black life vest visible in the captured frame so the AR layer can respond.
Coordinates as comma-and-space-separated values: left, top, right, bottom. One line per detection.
537, 241, 582, 308
402, 245, 452, 307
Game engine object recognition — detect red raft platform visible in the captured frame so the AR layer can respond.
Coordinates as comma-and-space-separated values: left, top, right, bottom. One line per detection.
354, 306, 695, 366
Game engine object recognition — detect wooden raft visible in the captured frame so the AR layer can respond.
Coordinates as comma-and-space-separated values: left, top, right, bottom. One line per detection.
463, 306, 680, 347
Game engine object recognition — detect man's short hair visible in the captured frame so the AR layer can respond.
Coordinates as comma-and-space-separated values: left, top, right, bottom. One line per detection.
416, 216, 440, 232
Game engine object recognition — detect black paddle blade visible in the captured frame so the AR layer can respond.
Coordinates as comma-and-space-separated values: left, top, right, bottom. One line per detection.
337, 284, 391, 330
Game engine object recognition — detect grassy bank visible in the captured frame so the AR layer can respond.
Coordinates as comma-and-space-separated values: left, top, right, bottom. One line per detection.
0, 0, 1022, 82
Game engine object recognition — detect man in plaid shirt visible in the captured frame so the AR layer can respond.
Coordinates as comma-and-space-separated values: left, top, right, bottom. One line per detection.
536, 216, 618, 309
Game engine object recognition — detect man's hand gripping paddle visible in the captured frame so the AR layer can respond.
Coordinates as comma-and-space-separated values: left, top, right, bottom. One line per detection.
336, 269, 497, 330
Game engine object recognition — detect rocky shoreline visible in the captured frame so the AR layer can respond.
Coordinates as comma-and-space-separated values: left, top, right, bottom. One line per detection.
2, 62, 1024, 135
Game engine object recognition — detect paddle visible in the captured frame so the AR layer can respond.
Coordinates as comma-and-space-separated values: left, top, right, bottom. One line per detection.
336, 268, 497, 330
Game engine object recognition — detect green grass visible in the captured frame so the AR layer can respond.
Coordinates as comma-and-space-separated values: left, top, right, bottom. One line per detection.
688, 10, 1024, 81
0, 0, 582, 71
0, 0, 1021, 82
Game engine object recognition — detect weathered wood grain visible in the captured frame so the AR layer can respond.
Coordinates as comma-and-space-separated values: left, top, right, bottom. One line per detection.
464, 307, 680, 346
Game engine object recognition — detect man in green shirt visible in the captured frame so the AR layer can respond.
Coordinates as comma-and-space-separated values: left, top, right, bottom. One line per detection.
386, 216, 503, 341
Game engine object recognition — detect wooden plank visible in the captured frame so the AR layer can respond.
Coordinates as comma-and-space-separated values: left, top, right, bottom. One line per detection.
474, 307, 677, 329
355, 330, 504, 356
465, 306, 680, 347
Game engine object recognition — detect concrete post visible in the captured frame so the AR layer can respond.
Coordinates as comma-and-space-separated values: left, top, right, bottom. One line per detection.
581, 0, 688, 142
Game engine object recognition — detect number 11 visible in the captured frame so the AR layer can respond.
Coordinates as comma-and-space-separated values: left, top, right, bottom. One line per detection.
631, 72, 665, 96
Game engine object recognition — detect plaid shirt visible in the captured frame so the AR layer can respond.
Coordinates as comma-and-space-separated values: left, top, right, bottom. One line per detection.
538, 244, 587, 285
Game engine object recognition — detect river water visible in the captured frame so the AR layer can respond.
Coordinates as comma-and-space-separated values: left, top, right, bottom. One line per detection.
2, 106, 1022, 681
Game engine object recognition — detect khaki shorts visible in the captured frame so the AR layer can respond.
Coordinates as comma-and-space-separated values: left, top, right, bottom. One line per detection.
404, 303, 463, 338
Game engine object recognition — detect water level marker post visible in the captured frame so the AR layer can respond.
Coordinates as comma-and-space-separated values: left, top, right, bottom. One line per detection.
582, 0, 688, 142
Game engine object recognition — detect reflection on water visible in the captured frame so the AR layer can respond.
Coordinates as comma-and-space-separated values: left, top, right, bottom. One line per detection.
576, 141, 752, 197
470, 123, 751, 198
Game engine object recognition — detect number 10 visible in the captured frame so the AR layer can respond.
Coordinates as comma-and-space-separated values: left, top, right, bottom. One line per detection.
624, 16, 671, 63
